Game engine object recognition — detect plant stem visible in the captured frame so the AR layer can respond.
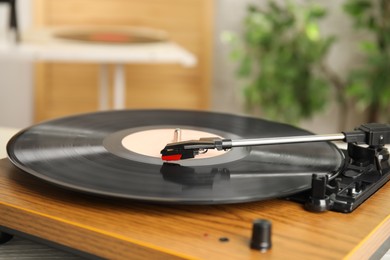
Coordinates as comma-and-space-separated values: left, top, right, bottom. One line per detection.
368, 103, 380, 122
320, 63, 348, 130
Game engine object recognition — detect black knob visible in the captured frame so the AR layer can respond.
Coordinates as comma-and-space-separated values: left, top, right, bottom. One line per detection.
304, 174, 330, 212
250, 219, 272, 251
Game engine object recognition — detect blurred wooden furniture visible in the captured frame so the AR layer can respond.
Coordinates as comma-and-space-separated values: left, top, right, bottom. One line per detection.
31, 0, 213, 122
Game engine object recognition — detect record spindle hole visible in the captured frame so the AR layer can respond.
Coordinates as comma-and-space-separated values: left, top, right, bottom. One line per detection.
121, 128, 228, 159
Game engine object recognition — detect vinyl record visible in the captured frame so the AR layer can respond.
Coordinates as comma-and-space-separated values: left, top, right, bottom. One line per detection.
7, 110, 344, 204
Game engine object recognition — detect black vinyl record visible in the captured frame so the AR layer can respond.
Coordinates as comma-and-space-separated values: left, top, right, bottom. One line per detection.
7, 110, 344, 204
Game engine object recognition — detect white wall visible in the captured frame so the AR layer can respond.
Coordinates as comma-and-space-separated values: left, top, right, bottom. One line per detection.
0, 0, 33, 128
212, 0, 256, 116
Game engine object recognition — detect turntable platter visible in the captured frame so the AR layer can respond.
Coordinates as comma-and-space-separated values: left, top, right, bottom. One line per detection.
6, 110, 344, 204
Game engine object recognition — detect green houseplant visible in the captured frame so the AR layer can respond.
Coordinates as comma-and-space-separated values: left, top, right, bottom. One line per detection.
223, 1, 335, 124
344, 0, 390, 122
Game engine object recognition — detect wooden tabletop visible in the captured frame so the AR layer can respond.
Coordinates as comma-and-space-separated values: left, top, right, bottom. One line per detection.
0, 158, 389, 259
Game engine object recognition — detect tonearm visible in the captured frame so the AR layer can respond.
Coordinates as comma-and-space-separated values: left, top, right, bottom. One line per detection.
161, 123, 390, 161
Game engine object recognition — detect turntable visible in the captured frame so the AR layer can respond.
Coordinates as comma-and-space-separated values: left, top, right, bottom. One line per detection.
0, 110, 389, 259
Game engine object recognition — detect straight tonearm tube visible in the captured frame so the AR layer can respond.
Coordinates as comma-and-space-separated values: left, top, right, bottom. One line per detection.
161, 123, 390, 161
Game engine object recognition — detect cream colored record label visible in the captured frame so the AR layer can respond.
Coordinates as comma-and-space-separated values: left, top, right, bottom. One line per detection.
121, 129, 227, 159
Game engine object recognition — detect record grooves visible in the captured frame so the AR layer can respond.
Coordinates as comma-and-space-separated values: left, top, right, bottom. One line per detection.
6, 110, 344, 204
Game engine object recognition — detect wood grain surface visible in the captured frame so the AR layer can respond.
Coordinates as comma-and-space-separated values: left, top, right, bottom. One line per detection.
0, 158, 389, 259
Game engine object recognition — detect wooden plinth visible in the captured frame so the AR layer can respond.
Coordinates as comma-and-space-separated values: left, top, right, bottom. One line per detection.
0, 158, 389, 259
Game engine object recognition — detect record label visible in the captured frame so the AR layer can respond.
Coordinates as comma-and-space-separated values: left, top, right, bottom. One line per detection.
121, 128, 227, 159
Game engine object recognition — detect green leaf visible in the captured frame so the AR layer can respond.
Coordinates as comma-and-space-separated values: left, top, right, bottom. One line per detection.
220, 31, 237, 44
237, 55, 252, 77
343, 0, 372, 16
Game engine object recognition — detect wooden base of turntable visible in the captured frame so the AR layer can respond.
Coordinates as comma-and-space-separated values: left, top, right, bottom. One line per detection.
0, 158, 389, 259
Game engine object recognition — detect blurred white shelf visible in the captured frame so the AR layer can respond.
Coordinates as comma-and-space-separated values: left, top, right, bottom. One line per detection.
0, 27, 197, 109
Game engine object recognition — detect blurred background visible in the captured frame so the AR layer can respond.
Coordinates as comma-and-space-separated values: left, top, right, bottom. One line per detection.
0, 0, 389, 133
